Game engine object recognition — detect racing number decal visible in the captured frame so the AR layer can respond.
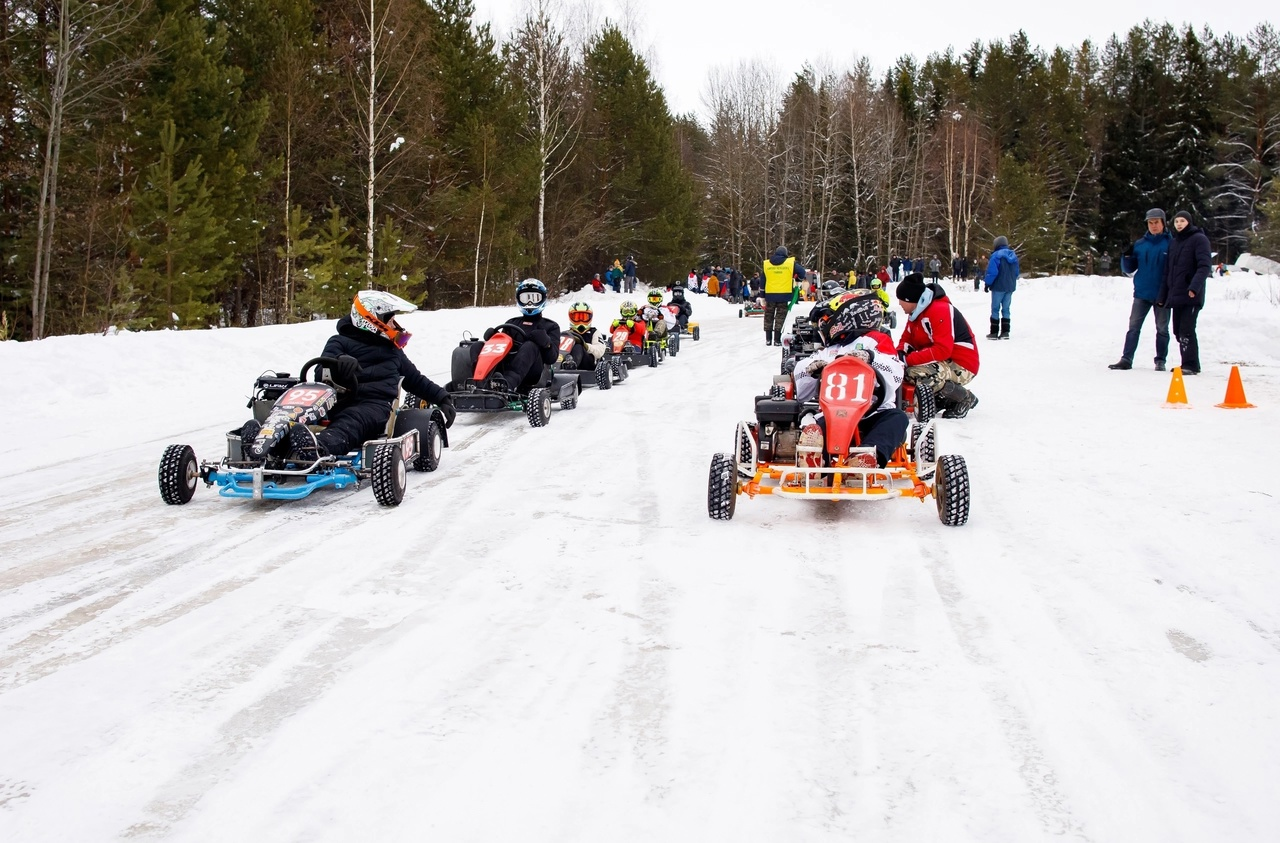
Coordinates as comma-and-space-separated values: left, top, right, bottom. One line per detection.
559, 335, 575, 353
282, 387, 325, 406
823, 372, 867, 402
480, 339, 507, 356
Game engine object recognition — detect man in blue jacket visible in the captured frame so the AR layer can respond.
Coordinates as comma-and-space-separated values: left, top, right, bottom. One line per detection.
984, 236, 1020, 339
1109, 208, 1172, 371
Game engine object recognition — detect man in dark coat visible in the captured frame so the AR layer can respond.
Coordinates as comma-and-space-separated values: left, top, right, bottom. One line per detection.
1158, 211, 1212, 375
1110, 208, 1172, 371
475, 278, 562, 391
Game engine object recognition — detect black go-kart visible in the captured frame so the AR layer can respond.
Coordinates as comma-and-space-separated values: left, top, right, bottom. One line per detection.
158, 357, 447, 508
446, 324, 579, 426
553, 332, 628, 390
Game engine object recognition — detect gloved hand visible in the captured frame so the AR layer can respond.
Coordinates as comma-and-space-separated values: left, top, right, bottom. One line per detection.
837, 348, 872, 363
437, 397, 456, 429
804, 357, 827, 377
483, 327, 496, 340
333, 355, 361, 393
984, 285, 991, 293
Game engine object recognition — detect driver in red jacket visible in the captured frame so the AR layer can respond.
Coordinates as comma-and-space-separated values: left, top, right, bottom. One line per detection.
894, 273, 981, 418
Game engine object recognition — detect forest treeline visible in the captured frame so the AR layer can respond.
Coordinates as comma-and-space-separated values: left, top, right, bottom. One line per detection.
1, 0, 1277, 340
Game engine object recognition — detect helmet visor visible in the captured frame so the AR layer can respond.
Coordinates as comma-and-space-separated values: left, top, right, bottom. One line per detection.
568, 309, 592, 325
517, 289, 545, 308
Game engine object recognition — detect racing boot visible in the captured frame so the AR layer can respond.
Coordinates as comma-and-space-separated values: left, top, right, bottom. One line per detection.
986, 318, 999, 340
936, 381, 978, 419
287, 423, 327, 462
999, 318, 1010, 340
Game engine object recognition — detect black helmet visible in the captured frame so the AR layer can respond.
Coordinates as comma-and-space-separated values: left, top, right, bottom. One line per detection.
819, 290, 883, 346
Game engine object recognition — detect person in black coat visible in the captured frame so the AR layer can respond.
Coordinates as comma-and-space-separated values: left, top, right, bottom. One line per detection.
1158, 210, 1212, 375
474, 278, 561, 392
668, 286, 693, 329
240, 290, 453, 460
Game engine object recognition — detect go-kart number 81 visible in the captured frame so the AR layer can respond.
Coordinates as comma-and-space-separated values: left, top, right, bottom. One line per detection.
282, 386, 327, 406
824, 372, 868, 402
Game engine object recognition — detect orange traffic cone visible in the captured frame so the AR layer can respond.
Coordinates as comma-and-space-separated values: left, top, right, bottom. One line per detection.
1163, 367, 1190, 409
1215, 365, 1256, 409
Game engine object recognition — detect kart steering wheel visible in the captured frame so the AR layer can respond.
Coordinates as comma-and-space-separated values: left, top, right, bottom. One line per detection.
300, 356, 346, 384
493, 323, 530, 343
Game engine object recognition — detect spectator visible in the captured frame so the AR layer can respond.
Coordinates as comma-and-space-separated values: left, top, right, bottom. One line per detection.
761, 246, 806, 346
929, 255, 941, 282
890, 255, 902, 283
623, 255, 638, 293
984, 236, 1020, 340
1099, 252, 1113, 275
972, 255, 985, 291
1158, 210, 1212, 375
1109, 208, 1172, 371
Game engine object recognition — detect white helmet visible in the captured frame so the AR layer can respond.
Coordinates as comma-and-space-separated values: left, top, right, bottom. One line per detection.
351, 289, 418, 348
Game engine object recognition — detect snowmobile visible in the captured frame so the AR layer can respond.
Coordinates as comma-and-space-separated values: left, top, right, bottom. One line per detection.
446, 324, 579, 426
707, 355, 969, 525
158, 357, 446, 508
553, 332, 627, 390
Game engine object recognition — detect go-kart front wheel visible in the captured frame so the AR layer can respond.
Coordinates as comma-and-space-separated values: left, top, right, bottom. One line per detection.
526, 387, 552, 427
934, 454, 970, 526
707, 452, 738, 520
909, 423, 935, 466
159, 444, 199, 505
693, 326, 701, 340
415, 421, 443, 472
595, 360, 612, 390
372, 442, 407, 506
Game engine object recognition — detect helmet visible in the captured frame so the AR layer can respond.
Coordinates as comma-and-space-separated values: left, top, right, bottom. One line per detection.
515, 278, 547, 315
646, 289, 664, 306
619, 300, 638, 319
820, 290, 883, 346
568, 301, 593, 334
671, 286, 685, 300
870, 277, 883, 290
351, 289, 418, 348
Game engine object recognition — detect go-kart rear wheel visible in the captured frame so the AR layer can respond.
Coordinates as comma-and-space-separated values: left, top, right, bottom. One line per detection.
159, 444, 199, 505
371, 443, 407, 506
414, 421, 443, 472
915, 383, 937, 423
648, 348, 659, 368
707, 452, 738, 520
595, 360, 612, 390
693, 326, 701, 340
560, 384, 578, 411
769, 383, 787, 401
526, 387, 552, 427
934, 454, 970, 526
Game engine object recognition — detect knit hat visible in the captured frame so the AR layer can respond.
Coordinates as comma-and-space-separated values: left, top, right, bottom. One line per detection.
771, 246, 789, 262
993, 235, 1009, 250
1173, 210, 1193, 224
1145, 208, 1166, 222
896, 273, 927, 302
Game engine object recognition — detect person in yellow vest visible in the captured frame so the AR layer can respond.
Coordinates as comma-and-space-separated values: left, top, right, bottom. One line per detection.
761, 246, 806, 345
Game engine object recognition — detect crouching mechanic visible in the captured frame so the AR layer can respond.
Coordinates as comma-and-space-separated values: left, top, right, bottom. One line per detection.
894, 273, 981, 418
473, 278, 561, 392
559, 302, 608, 369
242, 289, 455, 460
792, 291, 910, 469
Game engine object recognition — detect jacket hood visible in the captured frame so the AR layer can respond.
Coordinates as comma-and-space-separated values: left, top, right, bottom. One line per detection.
770, 247, 789, 264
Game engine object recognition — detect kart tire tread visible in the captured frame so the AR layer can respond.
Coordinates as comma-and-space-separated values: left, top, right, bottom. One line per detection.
371, 442, 407, 506
707, 452, 738, 520
159, 444, 198, 505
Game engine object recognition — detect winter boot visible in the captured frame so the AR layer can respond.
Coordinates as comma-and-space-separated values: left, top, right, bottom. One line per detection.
986, 318, 999, 340
1154, 360, 1166, 372
999, 318, 1010, 340
1108, 358, 1132, 370
287, 423, 327, 462
936, 381, 977, 419
765, 333, 773, 346
773, 330, 783, 346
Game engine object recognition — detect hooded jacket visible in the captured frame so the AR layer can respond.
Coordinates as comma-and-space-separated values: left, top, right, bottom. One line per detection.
1159, 224, 1212, 308
984, 246, 1020, 293
322, 316, 448, 406
763, 248, 806, 303
895, 285, 980, 375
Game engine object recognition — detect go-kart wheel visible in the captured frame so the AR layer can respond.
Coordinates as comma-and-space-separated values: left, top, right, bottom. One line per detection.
934, 454, 970, 526
648, 347, 658, 368
159, 444, 199, 505
737, 424, 757, 470
595, 360, 612, 390
371, 443, 407, 506
560, 384, 578, 410
738, 309, 743, 318
526, 387, 552, 427
707, 453, 738, 520
914, 383, 937, 423
780, 355, 795, 376
909, 422, 935, 466
414, 421, 443, 472
693, 326, 701, 340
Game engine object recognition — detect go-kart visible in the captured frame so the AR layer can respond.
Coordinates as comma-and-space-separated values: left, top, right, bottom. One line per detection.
739, 298, 765, 318
158, 357, 447, 508
707, 355, 970, 525
779, 314, 822, 374
606, 323, 660, 369
446, 324, 579, 426
553, 332, 627, 390
667, 305, 701, 341
643, 321, 678, 362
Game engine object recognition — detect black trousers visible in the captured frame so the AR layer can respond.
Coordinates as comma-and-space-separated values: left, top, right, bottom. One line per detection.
317, 401, 392, 455
470, 340, 546, 390
1171, 305, 1202, 372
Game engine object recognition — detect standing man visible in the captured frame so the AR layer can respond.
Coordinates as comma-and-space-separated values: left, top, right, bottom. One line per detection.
623, 255, 638, 293
929, 255, 941, 282
890, 255, 902, 283
1109, 208, 1172, 371
1158, 210, 1212, 375
984, 236, 1020, 339
761, 246, 806, 346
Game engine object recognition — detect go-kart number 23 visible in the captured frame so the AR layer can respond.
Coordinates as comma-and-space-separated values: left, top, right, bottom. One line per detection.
282, 387, 326, 406
824, 372, 867, 402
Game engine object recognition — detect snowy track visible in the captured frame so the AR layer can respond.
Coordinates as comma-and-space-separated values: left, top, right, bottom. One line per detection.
2, 279, 1280, 840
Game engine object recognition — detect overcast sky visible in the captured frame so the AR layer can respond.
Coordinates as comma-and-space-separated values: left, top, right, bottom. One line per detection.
471, 0, 1272, 119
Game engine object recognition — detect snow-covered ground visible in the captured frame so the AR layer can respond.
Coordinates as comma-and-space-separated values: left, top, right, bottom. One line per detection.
1, 275, 1279, 841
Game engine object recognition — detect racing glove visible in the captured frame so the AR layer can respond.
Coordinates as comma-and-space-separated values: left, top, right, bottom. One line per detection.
333, 355, 361, 393
836, 348, 873, 363
804, 357, 827, 377
437, 396, 457, 429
